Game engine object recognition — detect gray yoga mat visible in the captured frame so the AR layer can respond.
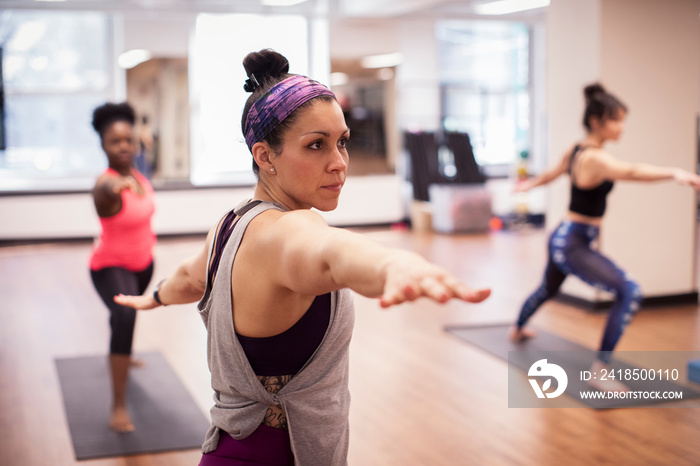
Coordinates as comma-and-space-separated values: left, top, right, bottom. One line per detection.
55, 351, 210, 460
445, 323, 700, 409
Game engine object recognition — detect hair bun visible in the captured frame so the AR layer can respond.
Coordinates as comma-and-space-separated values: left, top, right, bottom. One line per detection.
242, 49, 290, 92
243, 74, 260, 93
91, 101, 136, 135
584, 83, 606, 100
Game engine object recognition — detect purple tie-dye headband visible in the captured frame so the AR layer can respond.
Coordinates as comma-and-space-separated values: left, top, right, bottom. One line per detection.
244, 75, 336, 150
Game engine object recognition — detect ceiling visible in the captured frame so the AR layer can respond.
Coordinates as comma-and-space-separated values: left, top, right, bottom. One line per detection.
0, 0, 546, 19
0, 0, 546, 66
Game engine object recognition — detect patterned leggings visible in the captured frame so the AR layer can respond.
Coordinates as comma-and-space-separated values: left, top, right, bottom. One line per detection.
515, 220, 643, 362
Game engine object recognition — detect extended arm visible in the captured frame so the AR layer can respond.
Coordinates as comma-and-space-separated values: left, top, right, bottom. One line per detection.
587, 152, 700, 189
114, 226, 214, 309
265, 210, 490, 307
92, 176, 139, 217
514, 148, 572, 192
116, 210, 491, 311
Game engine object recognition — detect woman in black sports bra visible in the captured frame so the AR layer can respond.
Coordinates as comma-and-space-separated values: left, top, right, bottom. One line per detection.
510, 83, 700, 392
114, 49, 491, 465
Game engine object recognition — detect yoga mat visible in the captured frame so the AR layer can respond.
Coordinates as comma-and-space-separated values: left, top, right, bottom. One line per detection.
55, 351, 210, 460
445, 323, 700, 409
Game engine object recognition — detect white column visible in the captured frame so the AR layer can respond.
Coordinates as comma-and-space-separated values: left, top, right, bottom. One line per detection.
395, 19, 441, 132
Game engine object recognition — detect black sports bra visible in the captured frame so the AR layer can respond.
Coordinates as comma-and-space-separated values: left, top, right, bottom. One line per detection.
568, 145, 614, 218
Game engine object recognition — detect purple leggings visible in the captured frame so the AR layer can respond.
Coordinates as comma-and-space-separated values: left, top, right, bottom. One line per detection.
199, 425, 295, 466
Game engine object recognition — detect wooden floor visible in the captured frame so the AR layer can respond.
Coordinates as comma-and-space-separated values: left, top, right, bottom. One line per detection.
1, 225, 699, 466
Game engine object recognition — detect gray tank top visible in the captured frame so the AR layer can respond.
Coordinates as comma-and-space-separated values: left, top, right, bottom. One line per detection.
197, 200, 355, 465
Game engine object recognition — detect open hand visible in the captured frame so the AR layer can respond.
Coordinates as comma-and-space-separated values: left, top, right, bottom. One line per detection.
674, 169, 700, 190
114, 293, 160, 310
512, 178, 533, 193
114, 176, 139, 194
378, 257, 491, 308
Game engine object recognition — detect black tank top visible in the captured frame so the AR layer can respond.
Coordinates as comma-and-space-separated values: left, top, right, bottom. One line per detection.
568, 145, 614, 218
209, 203, 331, 376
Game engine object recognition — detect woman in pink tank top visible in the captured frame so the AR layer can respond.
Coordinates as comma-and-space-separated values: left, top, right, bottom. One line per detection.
89, 102, 156, 433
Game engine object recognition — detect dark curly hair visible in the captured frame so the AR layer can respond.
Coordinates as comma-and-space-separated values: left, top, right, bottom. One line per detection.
241, 48, 335, 176
91, 102, 136, 139
582, 83, 627, 131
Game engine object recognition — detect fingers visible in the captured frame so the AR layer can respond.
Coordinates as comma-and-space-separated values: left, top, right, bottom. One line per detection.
113, 294, 158, 310
462, 287, 492, 303
691, 175, 700, 190
676, 171, 700, 190
379, 273, 490, 308
113, 178, 137, 194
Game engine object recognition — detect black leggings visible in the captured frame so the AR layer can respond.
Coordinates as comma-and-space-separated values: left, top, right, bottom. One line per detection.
91, 263, 153, 355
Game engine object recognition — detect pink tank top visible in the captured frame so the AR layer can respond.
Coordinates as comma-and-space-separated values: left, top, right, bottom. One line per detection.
89, 168, 156, 272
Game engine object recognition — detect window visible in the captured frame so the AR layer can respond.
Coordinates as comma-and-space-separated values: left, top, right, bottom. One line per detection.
0, 10, 112, 192
188, 14, 310, 186
437, 21, 530, 167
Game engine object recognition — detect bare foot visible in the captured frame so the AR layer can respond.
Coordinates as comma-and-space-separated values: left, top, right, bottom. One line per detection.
588, 360, 629, 393
509, 325, 537, 343
109, 406, 135, 433
130, 357, 145, 369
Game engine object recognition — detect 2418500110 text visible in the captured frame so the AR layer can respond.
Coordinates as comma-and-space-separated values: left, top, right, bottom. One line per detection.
580, 368, 679, 381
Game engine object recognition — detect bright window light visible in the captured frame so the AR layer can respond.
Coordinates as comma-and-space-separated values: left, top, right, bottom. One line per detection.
474, 0, 550, 15
360, 52, 403, 69
189, 13, 309, 185
8, 21, 47, 52
330, 72, 349, 86
261, 0, 308, 5
117, 49, 151, 69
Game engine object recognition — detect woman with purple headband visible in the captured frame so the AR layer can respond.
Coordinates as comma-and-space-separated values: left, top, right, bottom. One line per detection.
115, 49, 490, 465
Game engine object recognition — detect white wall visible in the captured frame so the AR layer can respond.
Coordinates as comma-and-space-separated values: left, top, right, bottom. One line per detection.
598, 0, 699, 296
0, 175, 406, 241
545, 0, 699, 300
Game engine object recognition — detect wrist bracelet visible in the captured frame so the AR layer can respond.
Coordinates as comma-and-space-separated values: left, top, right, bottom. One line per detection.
153, 279, 167, 306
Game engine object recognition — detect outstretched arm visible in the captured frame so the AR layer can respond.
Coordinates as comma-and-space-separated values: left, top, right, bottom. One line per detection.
264, 210, 491, 308
514, 148, 572, 192
588, 152, 700, 189
114, 226, 215, 309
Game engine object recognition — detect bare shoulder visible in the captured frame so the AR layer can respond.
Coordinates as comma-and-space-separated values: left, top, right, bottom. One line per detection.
575, 147, 622, 185
239, 209, 334, 291
558, 143, 580, 167
276, 209, 328, 228
580, 147, 615, 168
248, 209, 329, 247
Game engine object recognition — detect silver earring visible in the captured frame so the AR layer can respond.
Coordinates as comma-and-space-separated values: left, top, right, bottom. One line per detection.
270, 168, 275, 172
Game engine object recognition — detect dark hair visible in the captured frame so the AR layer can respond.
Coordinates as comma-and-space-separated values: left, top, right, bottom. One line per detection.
241, 48, 334, 176
582, 83, 627, 131
91, 102, 136, 139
